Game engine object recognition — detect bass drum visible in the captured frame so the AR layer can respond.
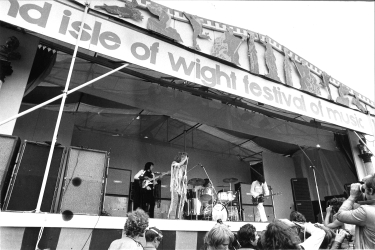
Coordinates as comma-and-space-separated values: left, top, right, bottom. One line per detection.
212, 204, 228, 222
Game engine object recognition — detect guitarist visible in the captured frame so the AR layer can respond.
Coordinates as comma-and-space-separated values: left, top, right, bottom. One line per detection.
250, 176, 269, 222
134, 162, 157, 218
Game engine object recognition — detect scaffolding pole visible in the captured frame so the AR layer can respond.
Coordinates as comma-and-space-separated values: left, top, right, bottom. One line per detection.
35, 3, 89, 212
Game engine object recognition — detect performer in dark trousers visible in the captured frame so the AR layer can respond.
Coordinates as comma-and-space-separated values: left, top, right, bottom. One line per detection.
134, 162, 156, 218
250, 176, 269, 222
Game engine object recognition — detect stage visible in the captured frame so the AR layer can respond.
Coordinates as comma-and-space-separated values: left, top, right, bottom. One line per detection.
0, 211, 268, 250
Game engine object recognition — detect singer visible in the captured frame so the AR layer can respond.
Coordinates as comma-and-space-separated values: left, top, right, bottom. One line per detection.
168, 152, 189, 219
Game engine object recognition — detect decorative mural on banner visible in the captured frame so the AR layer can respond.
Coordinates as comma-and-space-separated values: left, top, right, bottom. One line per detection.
283, 48, 293, 87
352, 94, 367, 113
321, 71, 333, 101
95, 0, 143, 21
146, 2, 183, 43
184, 12, 211, 51
260, 36, 281, 82
247, 32, 259, 74
0, 0, 374, 134
336, 83, 350, 107
291, 58, 321, 96
211, 28, 244, 66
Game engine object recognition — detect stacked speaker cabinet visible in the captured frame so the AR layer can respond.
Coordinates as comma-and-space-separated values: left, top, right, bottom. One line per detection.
235, 182, 253, 221
235, 182, 274, 222
102, 168, 131, 217
0, 134, 21, 208
291, 178, 315, 222
3, 141, 66, 212
56, 147, 108, 215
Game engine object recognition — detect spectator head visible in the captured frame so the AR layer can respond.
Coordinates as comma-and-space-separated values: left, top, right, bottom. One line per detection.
261, 219, 301, 250
204, 224, 234, 250
124, 208, 149, 238
144, 162, 154, 171
173, 152, 188, 163
237, 223, 258, 248
145, 227, 163, 249
289, 211, 307, 223
364, 173, 375, 200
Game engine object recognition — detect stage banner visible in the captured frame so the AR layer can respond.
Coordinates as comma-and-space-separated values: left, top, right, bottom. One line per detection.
1, 0, 374, 135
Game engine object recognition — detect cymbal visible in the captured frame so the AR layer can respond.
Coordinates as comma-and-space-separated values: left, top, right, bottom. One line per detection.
188, 178, 205, 186
217, 185, 229, 187
223, 178, 238, 183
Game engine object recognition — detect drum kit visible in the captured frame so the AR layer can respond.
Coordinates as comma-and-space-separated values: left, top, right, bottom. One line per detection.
184, 177, 240, 222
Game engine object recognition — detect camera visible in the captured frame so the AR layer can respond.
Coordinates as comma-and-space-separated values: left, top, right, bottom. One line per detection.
345, 182, 366, 195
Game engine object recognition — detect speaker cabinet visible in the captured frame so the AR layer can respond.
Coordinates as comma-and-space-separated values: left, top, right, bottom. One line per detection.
291, 178, 315, 222
0, 134, 20, 207
241, 205, 255, 222
241, 205, 274, 222
103, 195, 129, 217
57, 147, 108, 215
3, 141, 66, 212
235, 182, 252, 205
154, 199, 171, 219
105, 168, 131, 196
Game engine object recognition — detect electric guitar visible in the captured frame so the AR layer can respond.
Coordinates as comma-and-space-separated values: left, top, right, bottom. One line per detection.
142, 171, 171, 188
246, 192, 282, 205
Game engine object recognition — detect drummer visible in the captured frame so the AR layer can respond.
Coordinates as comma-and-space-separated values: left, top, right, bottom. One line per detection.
200, 179, 217, 205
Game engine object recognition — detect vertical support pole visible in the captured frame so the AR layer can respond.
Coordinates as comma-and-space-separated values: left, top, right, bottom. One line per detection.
35, 4, 90, 212
312, 167, 324, 222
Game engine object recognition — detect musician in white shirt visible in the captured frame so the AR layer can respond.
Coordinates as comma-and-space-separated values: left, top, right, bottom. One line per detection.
250, 176, 269, 222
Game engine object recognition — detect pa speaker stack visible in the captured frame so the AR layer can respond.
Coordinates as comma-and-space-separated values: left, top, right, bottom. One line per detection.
2, 140, 66, 212
291, 178, 315, 222
56, 147, 108, 215
0, 134, 21, 208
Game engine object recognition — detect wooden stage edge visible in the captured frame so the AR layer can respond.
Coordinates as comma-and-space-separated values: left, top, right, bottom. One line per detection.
0, 211, 269, 232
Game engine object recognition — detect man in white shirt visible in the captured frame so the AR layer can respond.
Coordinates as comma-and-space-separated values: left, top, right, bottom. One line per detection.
250, 176, 269, 222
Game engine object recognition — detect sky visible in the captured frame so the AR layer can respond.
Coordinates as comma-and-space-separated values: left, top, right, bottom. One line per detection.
155, 1, 375, 102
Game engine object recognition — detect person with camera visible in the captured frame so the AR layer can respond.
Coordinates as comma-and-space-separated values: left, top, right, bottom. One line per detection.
335, 174, 375, 249
329, 229, 353, 249
324, 198, 345, 229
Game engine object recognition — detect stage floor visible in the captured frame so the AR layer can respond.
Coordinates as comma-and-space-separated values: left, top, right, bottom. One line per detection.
0, 211, 269, 250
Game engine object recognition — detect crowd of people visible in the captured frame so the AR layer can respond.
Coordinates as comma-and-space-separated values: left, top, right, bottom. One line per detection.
111, 173, 375, 249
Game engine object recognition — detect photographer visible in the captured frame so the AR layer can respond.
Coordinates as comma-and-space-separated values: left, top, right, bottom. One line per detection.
324, 198, 345, 229
336, 174, 375, 249
330, 229, 352, 249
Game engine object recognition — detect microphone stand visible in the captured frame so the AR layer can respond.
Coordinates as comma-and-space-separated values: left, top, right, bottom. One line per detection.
200, 165, 219, 200
298, 145, 324, 222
